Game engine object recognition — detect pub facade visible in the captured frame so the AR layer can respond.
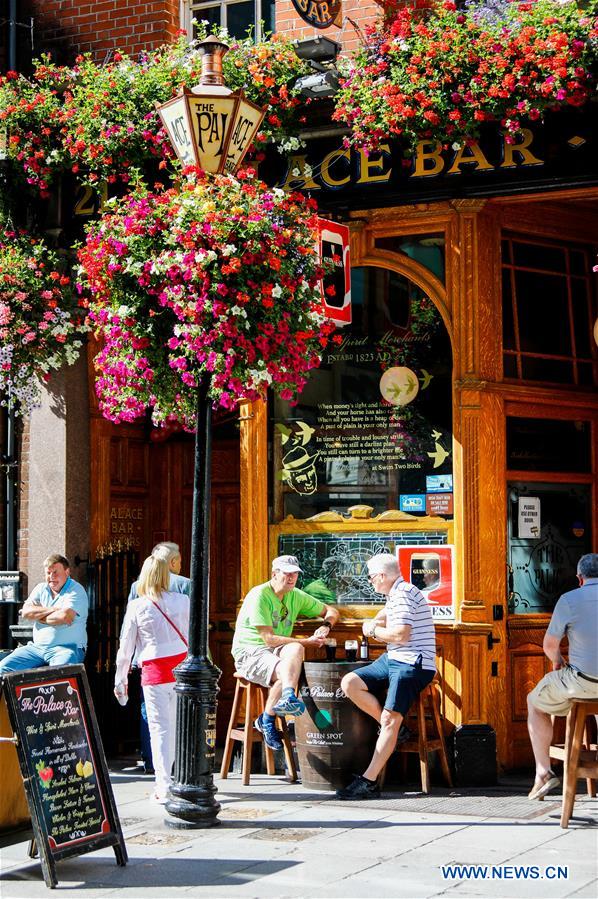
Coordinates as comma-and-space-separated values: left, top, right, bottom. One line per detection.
6, 0, 598, 770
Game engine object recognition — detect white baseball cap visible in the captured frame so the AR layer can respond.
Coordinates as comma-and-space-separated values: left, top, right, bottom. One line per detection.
272, 555, 303, 573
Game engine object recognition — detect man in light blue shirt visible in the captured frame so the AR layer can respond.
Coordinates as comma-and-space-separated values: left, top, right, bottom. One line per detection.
0, 553, 88, 672
527, 552, 598, 800
127, 542, 190, 601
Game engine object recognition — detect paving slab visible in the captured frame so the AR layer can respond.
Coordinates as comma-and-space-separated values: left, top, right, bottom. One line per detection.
0, 764, 595, 899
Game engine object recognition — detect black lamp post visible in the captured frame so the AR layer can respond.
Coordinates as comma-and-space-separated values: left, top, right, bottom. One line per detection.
156, 37, 265, 829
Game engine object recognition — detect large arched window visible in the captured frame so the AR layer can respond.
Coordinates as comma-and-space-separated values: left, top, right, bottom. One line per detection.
271, 266, 453, 521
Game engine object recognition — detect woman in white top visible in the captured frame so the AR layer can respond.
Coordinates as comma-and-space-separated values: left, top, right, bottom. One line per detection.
115, 554, 189, 803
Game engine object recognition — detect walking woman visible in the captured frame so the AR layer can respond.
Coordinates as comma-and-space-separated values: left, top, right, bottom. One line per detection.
115, 553, 189, 803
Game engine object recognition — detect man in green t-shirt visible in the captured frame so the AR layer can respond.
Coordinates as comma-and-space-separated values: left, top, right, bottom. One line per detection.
232, 554, 339, 751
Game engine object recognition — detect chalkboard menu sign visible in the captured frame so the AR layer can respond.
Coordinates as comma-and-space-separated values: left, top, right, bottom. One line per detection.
1, 664, 127, 889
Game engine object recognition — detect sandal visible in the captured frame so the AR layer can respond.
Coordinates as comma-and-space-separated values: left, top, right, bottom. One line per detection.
527, 771, 560, 800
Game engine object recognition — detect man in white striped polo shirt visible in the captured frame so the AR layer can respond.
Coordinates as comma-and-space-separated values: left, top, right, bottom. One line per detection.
337, 553, 436, 800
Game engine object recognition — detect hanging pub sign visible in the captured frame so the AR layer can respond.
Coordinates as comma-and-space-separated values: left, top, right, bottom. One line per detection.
0, 664, 127, 889
291, 0, 342, 28
317, 218, 351, 324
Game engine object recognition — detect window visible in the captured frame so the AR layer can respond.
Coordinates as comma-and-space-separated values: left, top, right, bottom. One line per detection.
270, 266, 453, 521
187, 1, 275, 41
501, 236, 598, 387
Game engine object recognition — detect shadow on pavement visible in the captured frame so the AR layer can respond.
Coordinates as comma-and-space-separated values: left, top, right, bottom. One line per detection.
1, 857, 299, 889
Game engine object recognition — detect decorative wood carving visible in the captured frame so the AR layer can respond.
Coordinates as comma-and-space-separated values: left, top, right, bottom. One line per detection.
376, 509, 416, 521
462, 637, 484, 723
461, 412, 482, 608
347, 505, 374, 519
307, 511, 346, 522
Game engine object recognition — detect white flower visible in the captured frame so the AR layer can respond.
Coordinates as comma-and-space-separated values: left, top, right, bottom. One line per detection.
271, 284, 283, 299
222, 244, 237, 257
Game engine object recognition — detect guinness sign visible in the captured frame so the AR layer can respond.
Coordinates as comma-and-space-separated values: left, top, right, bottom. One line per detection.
291, 0, 342, 29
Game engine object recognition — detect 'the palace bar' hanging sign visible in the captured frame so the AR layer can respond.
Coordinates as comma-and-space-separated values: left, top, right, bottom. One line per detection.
291, 0, 343, 28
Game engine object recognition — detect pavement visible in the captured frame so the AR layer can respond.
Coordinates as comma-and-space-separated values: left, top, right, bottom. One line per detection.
1, 760, 596, 899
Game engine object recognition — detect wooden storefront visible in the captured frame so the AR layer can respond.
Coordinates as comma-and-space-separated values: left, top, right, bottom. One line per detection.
89, 113, 597, 768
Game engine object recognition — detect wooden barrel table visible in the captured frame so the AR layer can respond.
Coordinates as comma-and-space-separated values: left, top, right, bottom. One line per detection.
294, 661, 378, 791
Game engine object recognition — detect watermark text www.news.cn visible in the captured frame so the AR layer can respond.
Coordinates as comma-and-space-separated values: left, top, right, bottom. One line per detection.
442, 864, 568, 881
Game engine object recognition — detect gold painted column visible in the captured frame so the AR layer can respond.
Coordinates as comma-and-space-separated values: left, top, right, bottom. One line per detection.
449, 201, 508, 757
239, 398, 269, 596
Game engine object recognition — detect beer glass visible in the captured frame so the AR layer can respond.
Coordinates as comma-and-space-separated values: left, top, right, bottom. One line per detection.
344, 640, 358, 662
325, 638, 337, 661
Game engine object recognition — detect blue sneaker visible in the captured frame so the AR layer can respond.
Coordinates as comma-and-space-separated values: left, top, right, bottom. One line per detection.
254, 714, 283, 751
272, 694, 306, 717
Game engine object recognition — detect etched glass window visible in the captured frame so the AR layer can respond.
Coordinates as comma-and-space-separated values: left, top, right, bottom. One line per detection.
270, 266, 453, 521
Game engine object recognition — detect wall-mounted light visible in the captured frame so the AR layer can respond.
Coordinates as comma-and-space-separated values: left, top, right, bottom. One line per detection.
293, 36, 341, 99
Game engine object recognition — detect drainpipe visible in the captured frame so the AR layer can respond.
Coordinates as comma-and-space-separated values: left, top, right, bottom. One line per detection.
5, 0, 18, 569
9, 0, 17, 70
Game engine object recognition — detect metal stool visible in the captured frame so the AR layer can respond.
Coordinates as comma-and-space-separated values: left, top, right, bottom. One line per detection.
220, 673, 298, 786
381, 680, 452, 793
549, 698, 598, 828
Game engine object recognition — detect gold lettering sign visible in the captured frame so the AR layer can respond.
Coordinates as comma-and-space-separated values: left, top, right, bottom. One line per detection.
291, 0, 342, 28
188, 96, 237, 172
223, 93, 265, 175
277, 129, 548, 192
109, 506, 144, 548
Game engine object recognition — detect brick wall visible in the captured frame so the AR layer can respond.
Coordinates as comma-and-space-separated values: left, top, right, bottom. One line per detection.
26, 0, 181, 64
275, 1, 433, 54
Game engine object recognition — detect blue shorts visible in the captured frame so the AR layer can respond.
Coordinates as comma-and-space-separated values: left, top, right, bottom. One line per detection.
355, 653, 435, 715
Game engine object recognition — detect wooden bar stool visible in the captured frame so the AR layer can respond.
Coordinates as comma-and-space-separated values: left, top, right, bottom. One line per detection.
220, 674, 298, 786
381, 681, 452, 793
549, 698, 598, 828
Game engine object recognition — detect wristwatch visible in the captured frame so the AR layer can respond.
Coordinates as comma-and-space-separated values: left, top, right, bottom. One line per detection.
321, 620, 332, 631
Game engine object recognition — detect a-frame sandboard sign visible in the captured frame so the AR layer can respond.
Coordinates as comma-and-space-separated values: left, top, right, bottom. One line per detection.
1, 664, 127, 888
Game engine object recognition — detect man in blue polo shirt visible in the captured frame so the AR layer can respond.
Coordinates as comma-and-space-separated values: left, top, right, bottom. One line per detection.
0, 553, 88, 672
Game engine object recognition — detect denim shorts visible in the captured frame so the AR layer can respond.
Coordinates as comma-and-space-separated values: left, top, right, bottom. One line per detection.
355, 653, 435, 715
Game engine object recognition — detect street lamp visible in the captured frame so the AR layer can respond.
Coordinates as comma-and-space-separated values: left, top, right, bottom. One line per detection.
156, 37, 265, 830
157, 35, 265, 175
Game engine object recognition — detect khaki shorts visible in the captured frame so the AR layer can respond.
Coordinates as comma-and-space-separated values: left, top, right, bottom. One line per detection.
233, 645, 283, 688
528, 665, 598, 716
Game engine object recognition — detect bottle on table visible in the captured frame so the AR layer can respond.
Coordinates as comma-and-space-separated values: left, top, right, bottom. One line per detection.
360, 635, 369, 660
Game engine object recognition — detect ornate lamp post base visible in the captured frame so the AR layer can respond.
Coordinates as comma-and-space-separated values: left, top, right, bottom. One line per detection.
165, 653, 221, 829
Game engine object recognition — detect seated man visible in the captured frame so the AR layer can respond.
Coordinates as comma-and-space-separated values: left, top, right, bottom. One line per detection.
527, 552, 598, 800
231, 555, 339, 751
0, 554, 89, 673
337, 553, 436, 800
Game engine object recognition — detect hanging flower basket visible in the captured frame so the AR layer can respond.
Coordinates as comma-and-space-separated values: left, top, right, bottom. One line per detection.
0, 231, 88, 414
333, 0, 598, 152
0, 33, 311, 195
77, 168, 337, 427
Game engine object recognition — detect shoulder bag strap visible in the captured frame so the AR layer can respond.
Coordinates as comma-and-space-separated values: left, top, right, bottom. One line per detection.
148, 598, 189, 648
